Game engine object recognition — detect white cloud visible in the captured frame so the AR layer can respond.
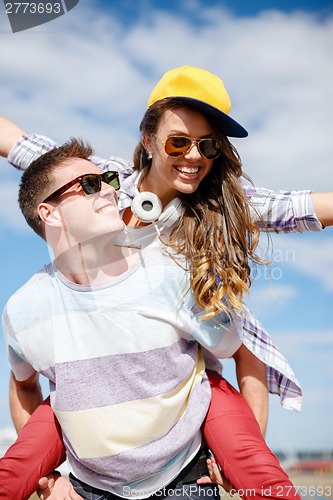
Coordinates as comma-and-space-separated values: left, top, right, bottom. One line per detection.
247, 282, 298, 306
275, 329, 333, 347
302, 387, 333, 406
270, 233, 333, 291
265, 329, 333, 371
0, 426, 16, 443
0, 180, 29, 233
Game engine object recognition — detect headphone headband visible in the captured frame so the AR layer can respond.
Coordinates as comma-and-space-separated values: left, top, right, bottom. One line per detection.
132, 192, 183, 227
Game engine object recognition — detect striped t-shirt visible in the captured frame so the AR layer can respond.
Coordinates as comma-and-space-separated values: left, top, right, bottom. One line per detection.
3, 238, 242, 497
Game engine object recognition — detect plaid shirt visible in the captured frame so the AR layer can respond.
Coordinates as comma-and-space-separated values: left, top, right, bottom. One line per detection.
8, 134, 323, 411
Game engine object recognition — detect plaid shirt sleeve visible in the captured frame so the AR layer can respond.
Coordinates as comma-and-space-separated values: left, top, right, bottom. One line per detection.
8, 134, 58, 170
8, 133, 134, 175
243, 183, 323, 233
238, 305, 302, 411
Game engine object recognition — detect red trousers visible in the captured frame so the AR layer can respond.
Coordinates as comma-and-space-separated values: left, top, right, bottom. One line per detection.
0, 397, 65, 500
204, 371, 300, 500
0, 373, 300, 500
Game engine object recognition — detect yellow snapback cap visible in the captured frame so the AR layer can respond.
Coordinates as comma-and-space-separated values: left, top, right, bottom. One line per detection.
147, 65, 248, 138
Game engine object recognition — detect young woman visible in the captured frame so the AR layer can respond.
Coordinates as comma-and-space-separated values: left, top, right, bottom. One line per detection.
2, 66, 329, 499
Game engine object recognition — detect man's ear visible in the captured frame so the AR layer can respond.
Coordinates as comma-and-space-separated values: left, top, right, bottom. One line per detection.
38, 203, 62, 228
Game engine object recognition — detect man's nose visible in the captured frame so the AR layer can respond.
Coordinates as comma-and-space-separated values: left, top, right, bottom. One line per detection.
100, 182, 118, 199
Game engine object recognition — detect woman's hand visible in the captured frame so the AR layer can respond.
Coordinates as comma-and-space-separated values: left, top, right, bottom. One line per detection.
197, 456, 233, 494
37, 473, 83, 499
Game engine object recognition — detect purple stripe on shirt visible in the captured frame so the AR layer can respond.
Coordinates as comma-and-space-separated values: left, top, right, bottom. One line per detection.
53, 339, 197, 411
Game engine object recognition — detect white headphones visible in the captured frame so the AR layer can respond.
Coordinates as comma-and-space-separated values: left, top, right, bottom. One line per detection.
132, 191, 184, 227
113, 192, 183, 249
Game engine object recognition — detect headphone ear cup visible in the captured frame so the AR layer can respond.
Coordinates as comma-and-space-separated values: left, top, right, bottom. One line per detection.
131, 192, 163, 223
157, 198, 184, 227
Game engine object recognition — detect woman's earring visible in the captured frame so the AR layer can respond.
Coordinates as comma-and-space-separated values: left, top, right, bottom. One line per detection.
147, 152, 153, 160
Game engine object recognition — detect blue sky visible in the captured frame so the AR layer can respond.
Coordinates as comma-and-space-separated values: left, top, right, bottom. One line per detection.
0, 0, 332, 455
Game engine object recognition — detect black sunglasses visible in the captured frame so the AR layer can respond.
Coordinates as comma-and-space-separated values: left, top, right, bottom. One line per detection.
162, 136, 222, 160
43, 171, 120, 203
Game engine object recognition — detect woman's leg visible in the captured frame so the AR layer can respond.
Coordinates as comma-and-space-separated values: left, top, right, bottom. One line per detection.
203, 370, 300, 500
0, 396, 66, 500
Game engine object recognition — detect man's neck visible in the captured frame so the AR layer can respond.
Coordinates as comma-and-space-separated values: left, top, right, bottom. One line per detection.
53, 238, 138, 286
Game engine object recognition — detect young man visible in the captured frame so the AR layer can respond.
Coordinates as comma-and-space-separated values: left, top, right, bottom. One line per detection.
1, 138, 241, 499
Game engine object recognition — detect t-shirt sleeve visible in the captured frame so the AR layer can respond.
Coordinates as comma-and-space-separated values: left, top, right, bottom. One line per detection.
2, 306, 36, 382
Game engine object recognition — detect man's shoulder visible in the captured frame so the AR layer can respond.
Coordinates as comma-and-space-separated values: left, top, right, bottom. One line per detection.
5, 264, 52, 310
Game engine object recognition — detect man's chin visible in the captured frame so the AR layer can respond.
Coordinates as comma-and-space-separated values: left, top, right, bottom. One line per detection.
109, 223, 126, 240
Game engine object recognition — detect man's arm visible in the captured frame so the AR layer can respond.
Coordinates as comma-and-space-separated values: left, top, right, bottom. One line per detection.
10, 371, 43, 433
0, 116, 25, 157
233, 343, 268, 436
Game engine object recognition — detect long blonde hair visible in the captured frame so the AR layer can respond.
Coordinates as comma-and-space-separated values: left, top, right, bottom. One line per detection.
133, 98, 265, 319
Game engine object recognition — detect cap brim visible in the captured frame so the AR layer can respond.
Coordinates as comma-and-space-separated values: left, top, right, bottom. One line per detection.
171, 97, 248, 138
